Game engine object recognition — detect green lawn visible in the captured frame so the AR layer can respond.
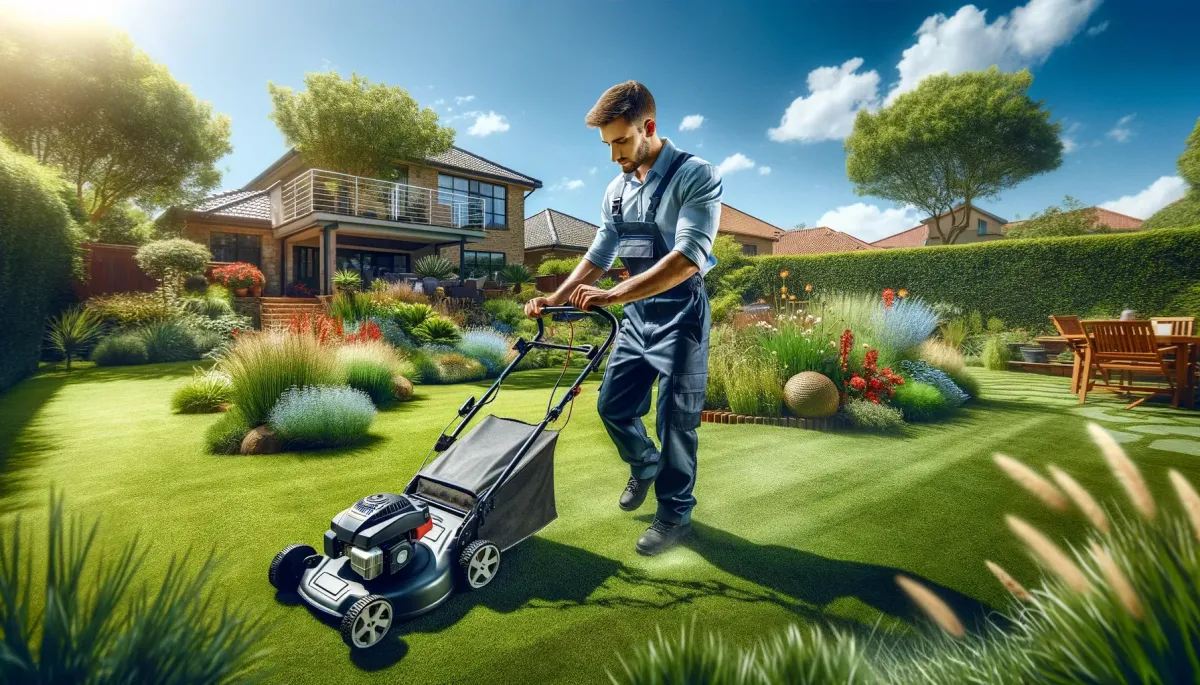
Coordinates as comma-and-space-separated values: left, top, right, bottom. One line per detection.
2, 363, 1200, 684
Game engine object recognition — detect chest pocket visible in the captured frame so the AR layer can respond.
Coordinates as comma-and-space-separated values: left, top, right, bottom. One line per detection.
616, 235, 656, 259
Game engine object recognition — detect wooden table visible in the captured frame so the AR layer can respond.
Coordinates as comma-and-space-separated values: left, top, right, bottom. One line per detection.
1045, 333, 1200, 409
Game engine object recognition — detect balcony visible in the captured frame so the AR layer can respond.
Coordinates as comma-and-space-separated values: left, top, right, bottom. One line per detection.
276, 169, 485, 230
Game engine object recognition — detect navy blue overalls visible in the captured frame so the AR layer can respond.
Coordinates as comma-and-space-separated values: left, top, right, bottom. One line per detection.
596, 152, 711, 526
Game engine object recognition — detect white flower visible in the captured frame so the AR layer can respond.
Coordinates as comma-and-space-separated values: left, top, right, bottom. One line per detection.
814, 317, 822, 324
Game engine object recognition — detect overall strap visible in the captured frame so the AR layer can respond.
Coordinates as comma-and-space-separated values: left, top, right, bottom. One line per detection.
646, 152, 693, 222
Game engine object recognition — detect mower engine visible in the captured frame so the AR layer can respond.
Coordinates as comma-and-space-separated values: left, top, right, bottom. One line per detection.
325, 493, 433, 581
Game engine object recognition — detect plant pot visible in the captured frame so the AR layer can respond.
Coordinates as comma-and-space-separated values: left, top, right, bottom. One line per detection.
1006, 341, 1026, 357
421, 277, 439, 294
1020, 346, 1049, 363
234, 287, 250, 297
250, 285, 261, 297
535, 275, 558, 292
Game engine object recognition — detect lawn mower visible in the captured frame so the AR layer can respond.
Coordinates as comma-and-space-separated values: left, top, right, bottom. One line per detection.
268, 305, 619, 650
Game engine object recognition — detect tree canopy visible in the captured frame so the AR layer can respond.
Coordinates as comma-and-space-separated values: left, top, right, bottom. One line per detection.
845, 68, 1062, 244
1005, 196, 1112, 239
268, 71, 454, 180
0, 20, 232, 222
1143, 116, 1200, 230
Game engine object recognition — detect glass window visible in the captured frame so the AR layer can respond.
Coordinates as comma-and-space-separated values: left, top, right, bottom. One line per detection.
209, 232, 261, 266
433, 172, 508, 228
463, 250, 505, 279
741, 242, 758, 256
977, 218, 988, 236
454, 177, 468, 193
494, 185, 506, 199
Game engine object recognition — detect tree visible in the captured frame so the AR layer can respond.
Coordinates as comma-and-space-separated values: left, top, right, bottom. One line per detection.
84, 202, 156, 246
1143, 117, 1200, 230
135, 238, 212, 302
0, 20, 232, 222
793, 222, 807, 230
1005, 196, 1112, 239
845, 68, 1062, 245
268, 71, 454, 180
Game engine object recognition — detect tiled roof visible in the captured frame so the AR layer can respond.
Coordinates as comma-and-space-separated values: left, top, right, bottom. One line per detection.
189, 189, 271, 222
1002, 207, 1144, 233
872, 224, 928, 249
426, 146, 542, 188
525, 208, 598, 250
719, 203, 783, 240
774, 227, 878, 255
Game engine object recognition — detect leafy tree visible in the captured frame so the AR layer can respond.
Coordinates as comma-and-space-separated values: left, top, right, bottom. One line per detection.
1006, 196, 1112, 239
845, 68, 1062, 244
1143, 117, 1200, 229
84, 202, 156, 246
793, 222, 807, 229
135, 238, 212, 301
0, 20, 232, 222
268, 71, 454, 180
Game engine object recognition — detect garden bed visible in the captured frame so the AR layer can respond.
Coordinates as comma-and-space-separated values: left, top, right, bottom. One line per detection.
700, 409, 848, 430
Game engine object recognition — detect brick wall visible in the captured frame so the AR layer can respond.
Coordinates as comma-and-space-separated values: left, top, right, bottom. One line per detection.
183, 222, 282, 296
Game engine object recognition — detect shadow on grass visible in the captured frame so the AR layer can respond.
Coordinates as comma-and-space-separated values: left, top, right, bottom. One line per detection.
50, 361, 198, 385
0, 372, 68, 513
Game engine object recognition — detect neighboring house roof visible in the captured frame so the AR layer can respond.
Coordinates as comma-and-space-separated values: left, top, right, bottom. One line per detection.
1002, 207, 1144, 232
525, 208, 598, 250
871, 224, 929, 249
243, 147, 542, 190
718, 203, 784, 241
187, 189, 271, 223
774, 227, 878, 255
923, 203, 1009, 225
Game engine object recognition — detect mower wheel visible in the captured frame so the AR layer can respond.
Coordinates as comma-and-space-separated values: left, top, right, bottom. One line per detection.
340, 594, 393, 650
268, 543, 315, 591
458, 539, 501, 590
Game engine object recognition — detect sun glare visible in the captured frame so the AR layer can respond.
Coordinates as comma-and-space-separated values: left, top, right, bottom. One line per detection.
2, 0, 116, 22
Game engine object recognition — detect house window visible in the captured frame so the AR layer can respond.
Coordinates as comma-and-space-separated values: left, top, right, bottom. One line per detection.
437, 173, 507, 228
977, 218, 988, 236
741, 242, 758, 256
462, 250, 505, 279
209, 232, 261, 266
335, 249, 409, 287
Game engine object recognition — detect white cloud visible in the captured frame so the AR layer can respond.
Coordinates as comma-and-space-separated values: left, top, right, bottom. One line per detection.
432, 98, 445, 106
768, 58, 880, 143
717, 153, 756, 175
447, 107, 453, 112
455, 95, 476, 105
588, 167, 598, 175
886, 0, 1100, 103
814, 202, 924, 243
1099, 176, 1187, 219
1107, 113, 1135, 143
1061, 120, 1082, 153
1086, 20, 1109, 36
467, 111, 509, 136
549, 178, 585, 191
680, 114, 705, 131
758, 166, 772, 175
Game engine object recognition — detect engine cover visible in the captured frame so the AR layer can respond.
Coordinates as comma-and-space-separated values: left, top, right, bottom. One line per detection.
331, 493, 430, 550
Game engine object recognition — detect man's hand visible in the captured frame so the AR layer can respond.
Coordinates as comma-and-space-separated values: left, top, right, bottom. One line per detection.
524, 295, 560, 318
569, 284, 614, 312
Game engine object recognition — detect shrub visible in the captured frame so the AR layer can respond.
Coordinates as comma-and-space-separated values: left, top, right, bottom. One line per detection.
433, 351, 487, 383
210, 261, 265, 290
986, 316, 1006, 333
982, 335, 1010, 371
183, 273, 209, 293
413, 317, 462, 346
180, 294, 234, 318
0, 141, 76, 391
939, 317, 968, 348
760, 319, 838, 378
407, 349, 439, 384
91, 333, 149, 366
86, 292, 175, 327
726, 353, 782, 418
536, 256, 580, 276
1167, 281, 1200, 319
186, 312, 253, 338
484, 298, 525, 329
739, 228, 1200, 329
919, 339, 965, 374
0, 491, 268, 682
331, 268, 362, 292
709, 292, 742, 324
135, 239, 212, 295
371, 316, 416, 351
45, 306, 104, 370
1141, 194, 1200, 229
413, 254, 457, 280
329, 290, 373, 323
842, 398, 904, 432
171, 367, 233, 413
458, 328, 511, 376
368, 279, 426, 306
899, 359, 971, 405
138, 319, 200, 363
190, 330, 226, 357
204, 405, 252, 454
218, 330, 343, 427
499, 263, 533, 293
337, 341, 401, 406
267, 386, 376, 448
871, 296, 940, 362
891, 381, 952, 421
393, 302, 436, 333
944, 367, 982, 399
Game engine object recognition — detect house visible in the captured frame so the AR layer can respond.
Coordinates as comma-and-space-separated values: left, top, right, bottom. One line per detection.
179, 146, 542, 296
718, 204, 784, 255
872, 204, 1008, 249
523, 208, 600, 270
1002, 207, 1145, 233
773, 227, 878, 255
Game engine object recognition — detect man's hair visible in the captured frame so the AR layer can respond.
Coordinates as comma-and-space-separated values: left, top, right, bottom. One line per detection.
585, 81, 656, 129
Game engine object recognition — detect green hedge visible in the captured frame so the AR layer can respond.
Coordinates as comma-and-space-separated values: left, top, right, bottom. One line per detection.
739, 227, 1200, 330
0, 140, 77, 391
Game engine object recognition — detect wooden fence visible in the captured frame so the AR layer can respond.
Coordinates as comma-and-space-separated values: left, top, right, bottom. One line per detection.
76, 242, 157, 298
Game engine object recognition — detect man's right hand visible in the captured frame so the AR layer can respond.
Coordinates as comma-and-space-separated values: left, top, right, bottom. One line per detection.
524, 295, 559, 318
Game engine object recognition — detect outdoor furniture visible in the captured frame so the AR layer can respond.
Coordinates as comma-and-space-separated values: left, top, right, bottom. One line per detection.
1049, 315, 1089, 392
1151, 317, 1195, 336
1077, 320, 1182, 409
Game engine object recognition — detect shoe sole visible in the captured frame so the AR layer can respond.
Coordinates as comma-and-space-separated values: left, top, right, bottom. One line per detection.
619, 496, 647, 512
635, 526, 692, 556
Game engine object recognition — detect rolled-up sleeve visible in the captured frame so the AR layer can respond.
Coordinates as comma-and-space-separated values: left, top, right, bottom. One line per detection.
583, 185, 619, 271
672, 163, 723, 271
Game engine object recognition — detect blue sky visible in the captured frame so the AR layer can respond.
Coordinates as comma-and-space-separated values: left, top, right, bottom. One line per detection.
22, 0, 1200, 242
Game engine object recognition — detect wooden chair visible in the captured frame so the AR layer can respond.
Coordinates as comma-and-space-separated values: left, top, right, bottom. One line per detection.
1151, 317, 1195, 336
1050, 315, 1089, 392
1078, 320, 1181, 408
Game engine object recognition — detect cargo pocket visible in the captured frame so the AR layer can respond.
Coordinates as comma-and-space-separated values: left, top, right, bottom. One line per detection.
670, 372, 707, 430
616, 236, 656, 259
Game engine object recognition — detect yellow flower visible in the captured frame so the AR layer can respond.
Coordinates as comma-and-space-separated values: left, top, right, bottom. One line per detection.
805, 283, 813, 293
789, 295, 796, 301
898, 288, 909, 298
780, 286, 787, 294
780, 270, 790, 279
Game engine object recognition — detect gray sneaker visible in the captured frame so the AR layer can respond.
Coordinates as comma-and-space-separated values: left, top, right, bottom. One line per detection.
636, 518, 692, 555
619, 476, 653, 511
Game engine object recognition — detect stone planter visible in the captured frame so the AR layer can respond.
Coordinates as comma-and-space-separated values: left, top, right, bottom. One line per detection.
421, 276, 439, 294
535, 274, 558, 293
1020, 346, 1049, 363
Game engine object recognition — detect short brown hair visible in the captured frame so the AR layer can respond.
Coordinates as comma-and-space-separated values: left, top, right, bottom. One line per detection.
585, 81, 656, 129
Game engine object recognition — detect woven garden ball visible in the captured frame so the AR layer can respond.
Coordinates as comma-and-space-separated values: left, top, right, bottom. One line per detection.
783, 371, 840, 418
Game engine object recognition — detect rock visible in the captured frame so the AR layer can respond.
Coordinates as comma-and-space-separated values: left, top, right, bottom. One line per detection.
392, 375, 414, 401
240, 424, 281, 454
784, 372, 840, 418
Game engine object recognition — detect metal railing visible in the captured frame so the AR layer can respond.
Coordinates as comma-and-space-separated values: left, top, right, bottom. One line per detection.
278, 169, 485, 229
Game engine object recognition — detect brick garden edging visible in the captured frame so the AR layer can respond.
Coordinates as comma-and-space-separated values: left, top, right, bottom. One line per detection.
700, 410, 849, 431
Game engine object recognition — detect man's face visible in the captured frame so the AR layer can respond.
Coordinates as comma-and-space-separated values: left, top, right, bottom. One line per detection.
599, 118, 653, 174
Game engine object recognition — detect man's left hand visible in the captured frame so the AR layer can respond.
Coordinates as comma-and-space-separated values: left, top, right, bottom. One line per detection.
570, 284, 616, 311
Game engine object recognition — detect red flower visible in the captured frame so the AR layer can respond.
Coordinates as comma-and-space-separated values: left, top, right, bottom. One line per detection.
849, 375, 866, 390
864, 349, 879, 368
882, 288, 896, 309
839, 329, 854, 373
881, 367, 893, 375
212, 262, 265, 289
866, 391, 879, 403
868, 377, 883, 391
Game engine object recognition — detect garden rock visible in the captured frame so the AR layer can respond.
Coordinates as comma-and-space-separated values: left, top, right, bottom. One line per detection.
241, 425, 281, 454
784, 371, 840, 418
393, 374, 414, 401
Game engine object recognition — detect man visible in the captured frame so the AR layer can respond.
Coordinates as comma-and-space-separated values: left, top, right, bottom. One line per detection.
524, 81, 722, 555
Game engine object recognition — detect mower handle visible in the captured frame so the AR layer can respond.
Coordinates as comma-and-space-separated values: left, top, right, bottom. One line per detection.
535, 304, 619, 339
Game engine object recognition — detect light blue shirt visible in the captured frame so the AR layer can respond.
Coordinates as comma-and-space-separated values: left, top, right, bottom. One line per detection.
584, 138, 723, 277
